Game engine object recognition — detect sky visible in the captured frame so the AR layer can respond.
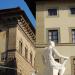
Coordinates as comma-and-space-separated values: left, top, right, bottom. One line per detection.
0, 0, 36, 28
25, 0, 35, 17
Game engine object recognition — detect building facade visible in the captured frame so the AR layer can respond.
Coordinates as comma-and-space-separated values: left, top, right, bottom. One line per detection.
36, 1, 75, 75
0, 8, 35, 75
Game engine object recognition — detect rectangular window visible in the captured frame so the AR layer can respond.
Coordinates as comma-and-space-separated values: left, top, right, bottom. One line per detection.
48, 8, 57, 16
71, 56, 75, 75
72, 29, 75, 43
73, 58, 75, 75
25, 47, 28, 59
1, 52, 6, 61
48, 30, 58, 43
30, 53, 32, 64
19, 41, 22, 54
70, 8, 75, 14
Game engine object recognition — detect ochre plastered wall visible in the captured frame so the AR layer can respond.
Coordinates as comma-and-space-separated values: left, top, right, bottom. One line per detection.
36, 2, 75, 75
36, 2, 75, 44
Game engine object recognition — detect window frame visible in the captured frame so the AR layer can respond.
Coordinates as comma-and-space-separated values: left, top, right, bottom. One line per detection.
30, 52, 33, 65
71, 56, 75, 75
25, 46, 28, 59
48, 30, 58, 43
71, 29, 75, 43
46, 28, 60, 44
70, 7, 75, 15
48, 8, 58, 16
19, 40, 23, 54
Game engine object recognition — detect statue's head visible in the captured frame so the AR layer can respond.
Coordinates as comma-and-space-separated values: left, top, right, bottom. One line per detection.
49, 41, 55, 47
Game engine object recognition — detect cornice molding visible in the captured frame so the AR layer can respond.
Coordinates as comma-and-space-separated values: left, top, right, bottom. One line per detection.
17, 16, 36, 43
36, 43, 75, 48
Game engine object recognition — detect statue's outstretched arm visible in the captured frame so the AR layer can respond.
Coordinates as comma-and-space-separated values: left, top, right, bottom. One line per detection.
53, 48, 68, 59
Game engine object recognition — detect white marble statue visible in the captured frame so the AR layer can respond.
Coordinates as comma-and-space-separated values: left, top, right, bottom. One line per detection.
44, 41, 69, 75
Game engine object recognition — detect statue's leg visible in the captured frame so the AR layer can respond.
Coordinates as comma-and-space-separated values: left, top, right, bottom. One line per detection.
53, 68, 59, 75
59, 67, 65, 75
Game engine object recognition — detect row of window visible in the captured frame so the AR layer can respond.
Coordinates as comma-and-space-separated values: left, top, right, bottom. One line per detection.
19, 41, 33, 65
48, 8, 75, 16
48, 29, 75, 43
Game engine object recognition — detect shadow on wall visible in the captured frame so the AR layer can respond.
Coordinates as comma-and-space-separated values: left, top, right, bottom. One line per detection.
0, 57, 18, 75
5, 58, 17, 75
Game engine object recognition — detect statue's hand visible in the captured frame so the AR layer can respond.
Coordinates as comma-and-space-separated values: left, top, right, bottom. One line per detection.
61, 56, 69, 60
64, 57, 69, 60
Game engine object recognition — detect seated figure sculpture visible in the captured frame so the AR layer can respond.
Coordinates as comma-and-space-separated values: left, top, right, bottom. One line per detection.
44, 41, 69, 75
